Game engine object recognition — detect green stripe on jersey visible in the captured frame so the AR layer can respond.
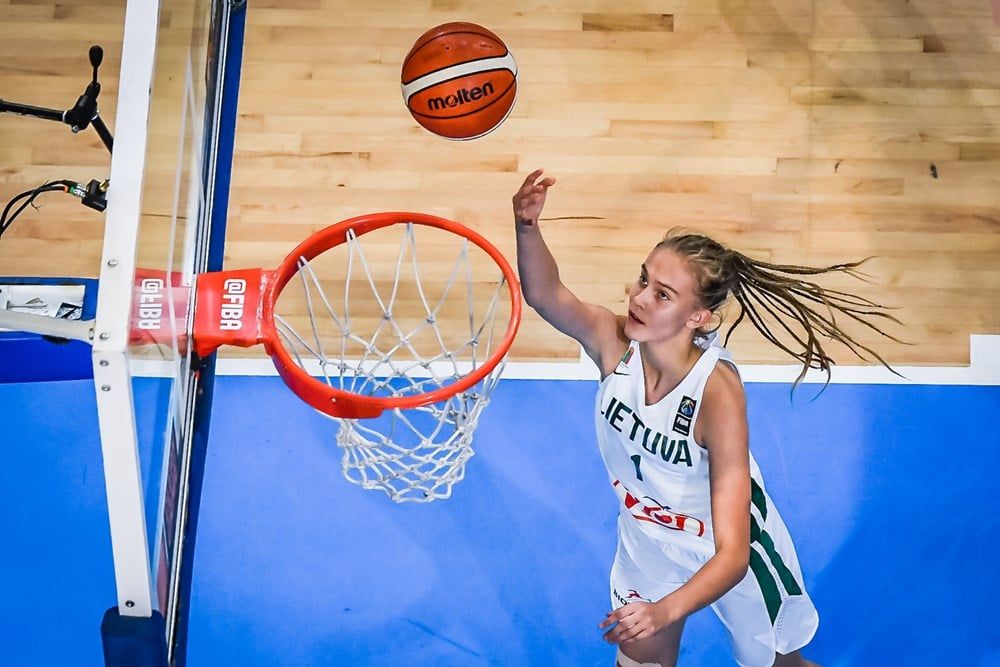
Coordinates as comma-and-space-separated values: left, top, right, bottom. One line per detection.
749, 546, 782, 624
751, 516, 803, 596
751, 478, 768, 522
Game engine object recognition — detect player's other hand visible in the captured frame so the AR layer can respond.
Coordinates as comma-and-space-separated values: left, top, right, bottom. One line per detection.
512, 169, 556, 228
599, 601, 679, 644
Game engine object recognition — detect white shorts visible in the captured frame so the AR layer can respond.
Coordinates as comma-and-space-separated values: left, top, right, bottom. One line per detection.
610, 512, 819, 667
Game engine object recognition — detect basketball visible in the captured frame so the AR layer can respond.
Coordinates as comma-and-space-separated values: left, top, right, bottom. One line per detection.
400, 22, 517, 141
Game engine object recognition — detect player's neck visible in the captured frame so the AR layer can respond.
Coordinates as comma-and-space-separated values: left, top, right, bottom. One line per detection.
639, 334, 702, 389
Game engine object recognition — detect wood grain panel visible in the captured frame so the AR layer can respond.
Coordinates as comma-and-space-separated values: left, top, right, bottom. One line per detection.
1, 0, 998, 369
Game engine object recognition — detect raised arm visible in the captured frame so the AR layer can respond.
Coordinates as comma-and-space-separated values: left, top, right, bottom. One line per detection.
512, 169, 627, 375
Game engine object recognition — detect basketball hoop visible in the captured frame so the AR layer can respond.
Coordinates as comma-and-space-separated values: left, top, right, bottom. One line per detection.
193, 212, 521, 501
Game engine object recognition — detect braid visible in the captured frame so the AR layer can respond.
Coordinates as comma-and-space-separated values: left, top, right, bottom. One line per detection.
656, 229, 904, 387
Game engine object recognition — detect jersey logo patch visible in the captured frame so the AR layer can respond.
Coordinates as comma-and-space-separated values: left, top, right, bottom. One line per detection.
613, 479, 707, 537
679, 396, 697, 417
673, 396, 696, 435
613, 347, 634, 376
673, 414, 691, 435
613, 587, 652, 607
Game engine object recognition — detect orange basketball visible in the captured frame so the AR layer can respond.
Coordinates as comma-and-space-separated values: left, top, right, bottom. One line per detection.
401, 22, 517, 141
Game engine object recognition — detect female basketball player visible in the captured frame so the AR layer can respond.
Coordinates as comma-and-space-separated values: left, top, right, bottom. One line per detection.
512, 170, 899, 667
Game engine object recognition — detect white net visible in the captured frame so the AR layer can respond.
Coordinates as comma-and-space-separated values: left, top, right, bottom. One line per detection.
272, 221, 512, 502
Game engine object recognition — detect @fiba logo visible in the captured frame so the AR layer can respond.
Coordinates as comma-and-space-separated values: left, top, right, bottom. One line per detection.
673, 396, 697, 436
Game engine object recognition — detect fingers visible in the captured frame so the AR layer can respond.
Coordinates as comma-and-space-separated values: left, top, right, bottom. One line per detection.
520, 169, 544, 189
600, 607, 653, 645
600, 605, 633, 628
604, 623, 651, 644
514, 182, 553, 209
602, 619, 645, 644
600, 608, 632, 641
513, 170, 556, 226
517, 169, 557, 195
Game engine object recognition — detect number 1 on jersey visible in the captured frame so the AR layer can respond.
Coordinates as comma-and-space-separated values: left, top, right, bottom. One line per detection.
630, 454, 643, 481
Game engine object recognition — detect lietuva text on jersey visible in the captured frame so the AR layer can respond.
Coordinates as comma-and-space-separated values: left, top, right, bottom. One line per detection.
601, 396, 694, 467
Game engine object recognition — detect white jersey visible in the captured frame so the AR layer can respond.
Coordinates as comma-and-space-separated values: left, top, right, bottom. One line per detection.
597, 335, 820, 665
595, 334, 769, 556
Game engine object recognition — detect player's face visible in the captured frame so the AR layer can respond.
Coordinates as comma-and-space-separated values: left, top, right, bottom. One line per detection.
624, 248, 711, 342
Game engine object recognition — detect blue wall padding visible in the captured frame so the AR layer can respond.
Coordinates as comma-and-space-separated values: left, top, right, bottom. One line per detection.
2, 378, 999, 666
185, 379, 1000, 666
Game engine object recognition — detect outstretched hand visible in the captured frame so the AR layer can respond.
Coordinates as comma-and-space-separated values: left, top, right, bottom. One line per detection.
512, 169, 556, 228
599, 601, 677, 644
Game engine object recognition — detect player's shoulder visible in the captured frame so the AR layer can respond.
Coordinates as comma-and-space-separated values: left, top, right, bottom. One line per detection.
702, 354, 745, 413
696, 353, 747, 449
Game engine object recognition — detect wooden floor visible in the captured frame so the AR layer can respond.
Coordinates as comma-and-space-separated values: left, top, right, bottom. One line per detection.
2, 0, 999, 365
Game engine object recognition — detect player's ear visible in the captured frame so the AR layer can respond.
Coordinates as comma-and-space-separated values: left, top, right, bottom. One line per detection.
686, 308, 712, 330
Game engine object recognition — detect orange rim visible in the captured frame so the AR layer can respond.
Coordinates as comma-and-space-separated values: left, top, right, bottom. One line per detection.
259, 212, 521, 419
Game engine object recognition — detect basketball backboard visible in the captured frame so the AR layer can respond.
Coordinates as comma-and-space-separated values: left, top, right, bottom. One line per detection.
93, 0, 242, 663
